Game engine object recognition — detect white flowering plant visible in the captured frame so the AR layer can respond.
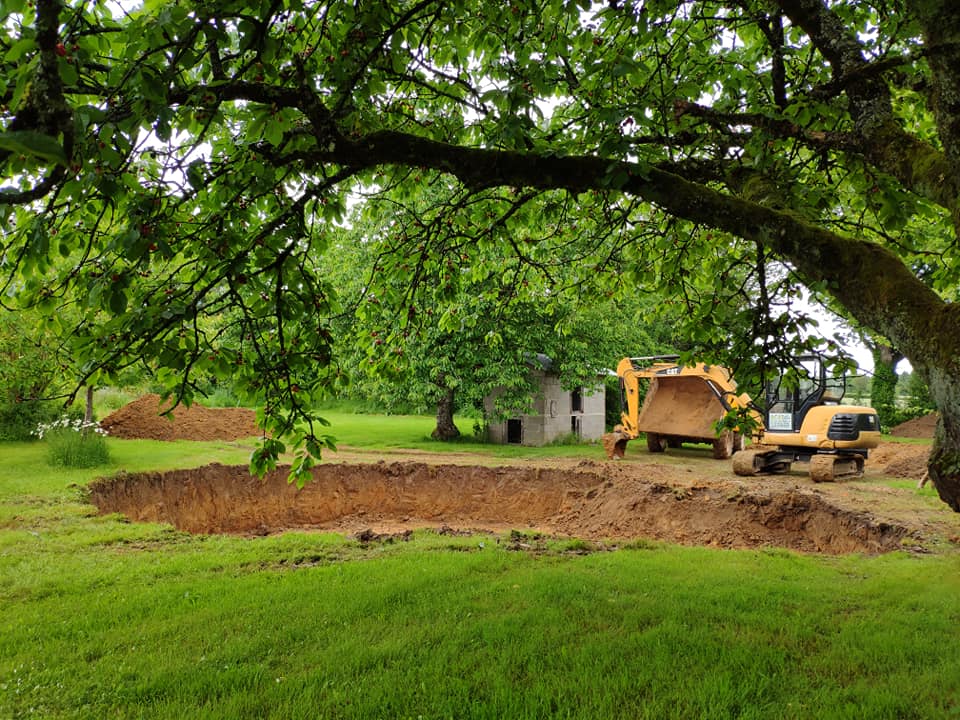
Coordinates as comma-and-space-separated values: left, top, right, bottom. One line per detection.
33, 417, 108, 440
34, 416, 110, 468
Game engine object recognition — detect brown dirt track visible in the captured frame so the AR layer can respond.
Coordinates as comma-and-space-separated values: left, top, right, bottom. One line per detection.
92, 400, 960, 555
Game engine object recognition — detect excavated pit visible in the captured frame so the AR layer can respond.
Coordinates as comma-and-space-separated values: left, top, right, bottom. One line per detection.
88, 461, 910, 555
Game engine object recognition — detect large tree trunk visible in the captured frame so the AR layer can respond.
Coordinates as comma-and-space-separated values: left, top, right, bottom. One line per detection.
906, 0, 960, 511
431, 387, 461, 441
924, 366, 960, 512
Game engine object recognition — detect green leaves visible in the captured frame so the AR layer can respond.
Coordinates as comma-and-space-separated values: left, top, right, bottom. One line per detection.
0, 131, 68, 166
250, 438, 286, 478
4, 37, 35, 63
0, 0, 956, 499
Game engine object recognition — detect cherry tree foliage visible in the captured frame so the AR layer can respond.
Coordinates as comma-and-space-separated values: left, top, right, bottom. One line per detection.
2, 0, 960, 507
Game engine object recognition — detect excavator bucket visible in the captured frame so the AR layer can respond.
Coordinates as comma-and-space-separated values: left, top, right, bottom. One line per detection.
635, 376, 725, 439
602, 429, 630, 459
608, 356, 754, 460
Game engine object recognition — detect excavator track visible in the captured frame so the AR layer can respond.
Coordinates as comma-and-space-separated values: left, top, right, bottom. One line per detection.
732, 448, 766, 476
809, 454, 865, 483
732, 446, 792, 476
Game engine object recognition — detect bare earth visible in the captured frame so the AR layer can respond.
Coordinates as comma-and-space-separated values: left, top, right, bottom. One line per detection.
889, 412, 939, 439
92, 399, 960, 555
100, 394, 262, 442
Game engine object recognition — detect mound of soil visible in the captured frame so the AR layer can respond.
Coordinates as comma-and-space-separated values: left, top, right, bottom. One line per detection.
890, 412, 938, 439
867, 442, 931, 480
100, 394, 260, 442
89, 460, 912, 555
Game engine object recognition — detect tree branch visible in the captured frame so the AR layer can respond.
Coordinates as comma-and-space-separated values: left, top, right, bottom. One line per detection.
674, 93, 957, 218
302, 129, 957, 376
0, 166, 67, 204
908, 0, 960, 183
773, 0, 960, 221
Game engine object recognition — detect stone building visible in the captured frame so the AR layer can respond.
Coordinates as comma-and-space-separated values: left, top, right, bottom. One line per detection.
483, 357, 606, 446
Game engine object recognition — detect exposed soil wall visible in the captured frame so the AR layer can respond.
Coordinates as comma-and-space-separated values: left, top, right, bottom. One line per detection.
88, 461, 910, 555
85, 395, 953, 555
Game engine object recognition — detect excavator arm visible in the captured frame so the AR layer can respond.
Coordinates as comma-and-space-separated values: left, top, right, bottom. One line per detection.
604, 357, 755, 459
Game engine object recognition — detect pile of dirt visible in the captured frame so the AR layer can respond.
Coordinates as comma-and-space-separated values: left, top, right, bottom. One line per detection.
866, 442, 931, 480
100, 394, 261, 442
890, 412, 938, 438
88, 460, 912, 555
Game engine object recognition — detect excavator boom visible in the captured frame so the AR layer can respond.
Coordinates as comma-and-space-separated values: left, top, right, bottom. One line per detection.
604, 357, 754, 460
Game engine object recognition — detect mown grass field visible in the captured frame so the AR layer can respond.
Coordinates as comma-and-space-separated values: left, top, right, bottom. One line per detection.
2, 414, 959, 719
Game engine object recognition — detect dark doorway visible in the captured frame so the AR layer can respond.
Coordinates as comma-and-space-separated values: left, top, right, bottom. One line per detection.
507, 418, 522, 444
571, 388, 583, 413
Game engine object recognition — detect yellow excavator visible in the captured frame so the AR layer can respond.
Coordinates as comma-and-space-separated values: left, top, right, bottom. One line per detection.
602, 356, 754, 460
731, 355, 882, 482
603, 354, 882, 483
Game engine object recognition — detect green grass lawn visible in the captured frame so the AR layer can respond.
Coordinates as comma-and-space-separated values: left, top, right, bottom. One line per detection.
309, 410, 610, 459
1, 426, 959, 719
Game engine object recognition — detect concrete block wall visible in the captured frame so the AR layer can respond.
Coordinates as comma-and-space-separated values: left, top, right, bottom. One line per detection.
483, 372, 606, 446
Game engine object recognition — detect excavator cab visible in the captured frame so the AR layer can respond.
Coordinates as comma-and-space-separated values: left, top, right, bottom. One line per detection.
763, 356, 845, 432
733, 355, 882, 482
